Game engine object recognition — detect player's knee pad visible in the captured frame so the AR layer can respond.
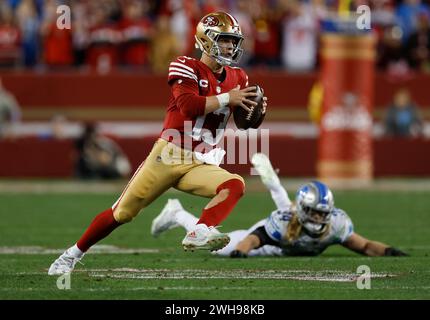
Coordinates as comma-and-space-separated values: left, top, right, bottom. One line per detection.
216, 177, 245, 199
113, 207, 140, 224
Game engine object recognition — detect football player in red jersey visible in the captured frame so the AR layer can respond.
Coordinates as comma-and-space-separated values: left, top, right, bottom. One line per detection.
48, 12, 268, 275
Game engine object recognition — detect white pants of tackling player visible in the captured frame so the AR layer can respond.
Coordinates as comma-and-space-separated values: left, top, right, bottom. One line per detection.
214, 219, 283, 257
215, 172, 291, 257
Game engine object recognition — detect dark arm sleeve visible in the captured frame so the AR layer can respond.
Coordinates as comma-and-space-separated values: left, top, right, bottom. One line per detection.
249, 226, 279, 248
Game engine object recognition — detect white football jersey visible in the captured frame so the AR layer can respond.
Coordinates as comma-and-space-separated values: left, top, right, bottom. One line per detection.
263, 207, 354, 256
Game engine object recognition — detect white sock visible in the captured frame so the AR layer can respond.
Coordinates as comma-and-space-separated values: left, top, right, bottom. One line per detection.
175, 210, 199, 232
269, 184, 291, 211
69, 244, 84, 258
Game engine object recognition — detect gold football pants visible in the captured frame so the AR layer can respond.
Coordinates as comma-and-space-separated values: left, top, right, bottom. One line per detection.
112, 138, 244, 223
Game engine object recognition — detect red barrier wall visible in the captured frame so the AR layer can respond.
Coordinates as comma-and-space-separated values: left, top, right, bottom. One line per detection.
1, 71, 430, 110
0, 138, 75, 177
0, 71, 315, 109
1, 136, 429, 177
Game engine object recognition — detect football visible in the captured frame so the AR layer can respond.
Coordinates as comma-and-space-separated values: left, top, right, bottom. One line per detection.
233, 84, 264, 130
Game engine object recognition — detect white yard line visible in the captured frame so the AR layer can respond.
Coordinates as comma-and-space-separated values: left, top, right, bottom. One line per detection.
9, 268, 396, 283
86, 269, 394, 282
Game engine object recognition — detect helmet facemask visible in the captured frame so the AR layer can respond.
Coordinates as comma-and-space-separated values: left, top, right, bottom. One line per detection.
298, 206, 331, 236
204, 32, 244, 66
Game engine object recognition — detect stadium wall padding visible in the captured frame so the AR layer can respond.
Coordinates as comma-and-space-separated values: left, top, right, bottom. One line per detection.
1, 72, 430, 112
1, 136, 429, 177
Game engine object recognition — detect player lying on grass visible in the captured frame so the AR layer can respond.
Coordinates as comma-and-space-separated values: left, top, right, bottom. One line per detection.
151, 153, 408, 258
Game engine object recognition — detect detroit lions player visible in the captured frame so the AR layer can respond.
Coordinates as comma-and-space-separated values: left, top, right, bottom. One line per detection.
151, 153, 407, 258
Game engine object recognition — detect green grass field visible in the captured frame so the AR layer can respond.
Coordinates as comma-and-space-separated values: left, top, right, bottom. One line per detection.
0, 181, 429, 300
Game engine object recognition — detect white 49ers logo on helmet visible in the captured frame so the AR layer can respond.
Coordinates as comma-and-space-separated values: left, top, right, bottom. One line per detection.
203, 16, 219, 27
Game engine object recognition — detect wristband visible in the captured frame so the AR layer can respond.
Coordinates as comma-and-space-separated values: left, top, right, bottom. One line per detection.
384, 247, 408, 256
216, 93, 230, 108
230, 250, 248, 258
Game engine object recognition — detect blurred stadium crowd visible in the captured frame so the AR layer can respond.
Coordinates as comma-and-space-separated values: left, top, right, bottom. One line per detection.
0, 0, 430, 74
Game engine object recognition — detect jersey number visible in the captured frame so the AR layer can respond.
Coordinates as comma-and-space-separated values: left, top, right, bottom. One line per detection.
191, 107, 230, 146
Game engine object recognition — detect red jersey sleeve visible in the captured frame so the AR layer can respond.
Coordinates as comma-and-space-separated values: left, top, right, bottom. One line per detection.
167, 56, 205, 118
168, 56, 198, 84
171, 78, 206, 118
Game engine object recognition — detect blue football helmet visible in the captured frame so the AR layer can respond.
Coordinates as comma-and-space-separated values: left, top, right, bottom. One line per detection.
295, 181, 334, 236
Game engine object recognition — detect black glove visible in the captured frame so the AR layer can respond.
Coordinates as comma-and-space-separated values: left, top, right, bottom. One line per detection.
230, 250, 248, 258
384, 247, 408, 256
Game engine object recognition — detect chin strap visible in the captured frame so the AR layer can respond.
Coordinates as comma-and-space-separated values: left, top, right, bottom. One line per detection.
214, 54, 232, 67
302, 222, 327, 238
